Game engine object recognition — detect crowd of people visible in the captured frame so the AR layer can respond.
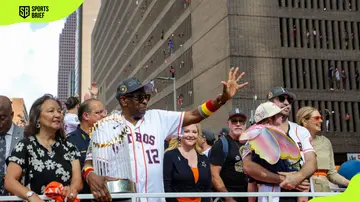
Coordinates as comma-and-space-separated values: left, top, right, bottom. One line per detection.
0, 67, 360, 202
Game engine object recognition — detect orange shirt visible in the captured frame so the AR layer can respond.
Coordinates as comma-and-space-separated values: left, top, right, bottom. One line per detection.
177, 168, 201, 202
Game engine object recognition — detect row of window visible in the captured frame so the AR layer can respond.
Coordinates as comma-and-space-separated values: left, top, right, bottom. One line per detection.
133, 19, 192, 84
91, 0, 117, 49
150, 80, 194, 110
93, 0, 154, 72
104, 10, 192, 102
280, 18, 360, 50
282, 59, 360, 90
278, 0, 360, 11
94, 0, 189, 85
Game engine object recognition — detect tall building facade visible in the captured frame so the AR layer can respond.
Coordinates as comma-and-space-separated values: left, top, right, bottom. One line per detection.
80, 0, 101, 102
91, 0, 360, 154
58, 11, 77, 105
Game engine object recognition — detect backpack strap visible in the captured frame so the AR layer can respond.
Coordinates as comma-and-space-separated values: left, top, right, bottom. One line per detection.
220, 136, 229, 161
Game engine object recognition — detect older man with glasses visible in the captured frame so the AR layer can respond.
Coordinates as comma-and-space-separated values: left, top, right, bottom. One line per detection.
66, 98, 107, 200
209, 108, 249, 202
241, 87, 317, 202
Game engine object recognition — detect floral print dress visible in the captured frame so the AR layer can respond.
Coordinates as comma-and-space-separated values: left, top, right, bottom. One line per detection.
6, 136, 81, 194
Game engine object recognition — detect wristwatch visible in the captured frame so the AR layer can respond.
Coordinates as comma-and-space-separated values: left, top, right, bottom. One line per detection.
26, 191, 35, 200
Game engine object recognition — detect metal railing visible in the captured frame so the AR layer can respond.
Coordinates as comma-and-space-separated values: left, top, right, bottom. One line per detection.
0, 192, 340, 201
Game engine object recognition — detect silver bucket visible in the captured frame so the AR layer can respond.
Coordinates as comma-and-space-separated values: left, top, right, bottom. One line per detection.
107, 179, 136, 193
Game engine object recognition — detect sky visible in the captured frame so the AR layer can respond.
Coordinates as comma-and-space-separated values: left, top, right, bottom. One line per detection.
0, 19, 66, 111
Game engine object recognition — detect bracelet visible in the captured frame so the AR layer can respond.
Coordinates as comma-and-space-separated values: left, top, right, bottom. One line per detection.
82, 166, 94, 180
85, 171, 95, 184
198, 100, 218, 118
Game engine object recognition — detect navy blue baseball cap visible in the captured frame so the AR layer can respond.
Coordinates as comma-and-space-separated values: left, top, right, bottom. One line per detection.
116, 78, 153, 100
228, 108, 247, 120
267, 87, 296, 100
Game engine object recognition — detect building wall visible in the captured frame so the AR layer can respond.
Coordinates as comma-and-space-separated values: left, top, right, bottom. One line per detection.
10, 98, 28, 127
92, 0, 360, 152
58, 12, 77, 106
228, 0, 360, 152
81, 0, 101, 102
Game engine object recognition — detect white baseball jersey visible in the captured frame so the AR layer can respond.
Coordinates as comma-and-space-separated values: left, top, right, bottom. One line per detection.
64, 113, 80, 135
86, 109, 184, 202
255, 122, 316, 202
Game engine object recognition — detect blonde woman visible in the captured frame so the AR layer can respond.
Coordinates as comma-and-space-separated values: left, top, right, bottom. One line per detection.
163, 124, 212, 202
296, 106, 349, 192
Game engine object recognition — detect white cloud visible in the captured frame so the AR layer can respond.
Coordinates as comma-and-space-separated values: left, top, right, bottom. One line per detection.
0, 20, 65, 111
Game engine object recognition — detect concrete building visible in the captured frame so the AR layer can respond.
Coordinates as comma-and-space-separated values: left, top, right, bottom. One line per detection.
58, 11, 77, 105
10, 98, 28, 128
91, 0, 360, 154
80, 0, 101, 101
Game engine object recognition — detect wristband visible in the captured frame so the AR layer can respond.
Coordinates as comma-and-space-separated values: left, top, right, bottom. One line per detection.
85, 171, 95, 184
198, 100, 218, 118
82, 166, 94, 180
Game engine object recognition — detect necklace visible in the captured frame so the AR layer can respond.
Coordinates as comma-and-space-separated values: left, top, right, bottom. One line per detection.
234, 141, 241, 149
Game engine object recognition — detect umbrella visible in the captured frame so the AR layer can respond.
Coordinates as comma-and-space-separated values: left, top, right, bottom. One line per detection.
240, 124, 300, 165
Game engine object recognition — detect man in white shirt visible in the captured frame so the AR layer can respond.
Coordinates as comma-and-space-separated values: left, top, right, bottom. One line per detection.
83, 67, 248, 202
201, 130, 216, 157
0, 96, 24, 195
241, 87, 317, 202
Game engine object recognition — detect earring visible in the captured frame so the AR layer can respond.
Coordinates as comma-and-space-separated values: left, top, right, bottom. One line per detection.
36, 120, 40, 128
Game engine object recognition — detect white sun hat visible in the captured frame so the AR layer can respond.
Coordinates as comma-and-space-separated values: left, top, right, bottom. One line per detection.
254, 102, 285, 123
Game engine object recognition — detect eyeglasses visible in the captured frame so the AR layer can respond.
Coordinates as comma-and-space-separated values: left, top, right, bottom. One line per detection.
277, 95, 294, 104
93, 110, 108, 116
230, 119, 246, 125
311, 116, 324, 121
126, 94, 151, 102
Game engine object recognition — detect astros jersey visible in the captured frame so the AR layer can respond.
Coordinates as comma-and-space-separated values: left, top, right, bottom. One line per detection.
86, 109, 184, 202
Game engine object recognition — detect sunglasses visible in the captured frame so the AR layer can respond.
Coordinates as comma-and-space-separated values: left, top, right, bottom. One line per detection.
311, 116, 324, 121
277, 95, 294, 104
126, 94, 151, 102
230, 119, 246, 125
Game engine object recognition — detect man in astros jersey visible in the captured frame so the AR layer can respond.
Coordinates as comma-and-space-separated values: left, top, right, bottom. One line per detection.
83, 67, 248, 202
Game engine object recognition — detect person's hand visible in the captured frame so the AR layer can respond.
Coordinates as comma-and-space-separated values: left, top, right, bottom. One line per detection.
89, 82, 99, 96
295, 179, 310, 192
220, 67, 248, 102
225, 197, 237, 202
83, 93, 91, 101
28, 194, 45, 202
278, 172, 304, 190
62, 185, 78, 202
87, 172, 119, 202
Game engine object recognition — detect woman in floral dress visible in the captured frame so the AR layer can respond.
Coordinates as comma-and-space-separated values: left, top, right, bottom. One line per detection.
5, 94, 82, 202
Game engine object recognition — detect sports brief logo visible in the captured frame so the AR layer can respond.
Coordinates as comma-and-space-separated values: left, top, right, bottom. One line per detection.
19, 6, 50, 19
19, 6, 30, 19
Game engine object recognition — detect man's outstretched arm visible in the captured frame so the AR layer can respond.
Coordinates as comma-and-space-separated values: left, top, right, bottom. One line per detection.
183, 67, 248, 127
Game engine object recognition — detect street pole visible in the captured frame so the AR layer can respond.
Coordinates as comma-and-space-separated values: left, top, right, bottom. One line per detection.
154, 77, 177, 111
173, 77, 176, 111
249, 95, 258, 125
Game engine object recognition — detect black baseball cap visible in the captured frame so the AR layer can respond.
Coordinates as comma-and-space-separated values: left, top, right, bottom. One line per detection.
267, 87, 296, 100
202, 130, 216, 142
115, 78, 153, 100
228, 108, 247, 120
